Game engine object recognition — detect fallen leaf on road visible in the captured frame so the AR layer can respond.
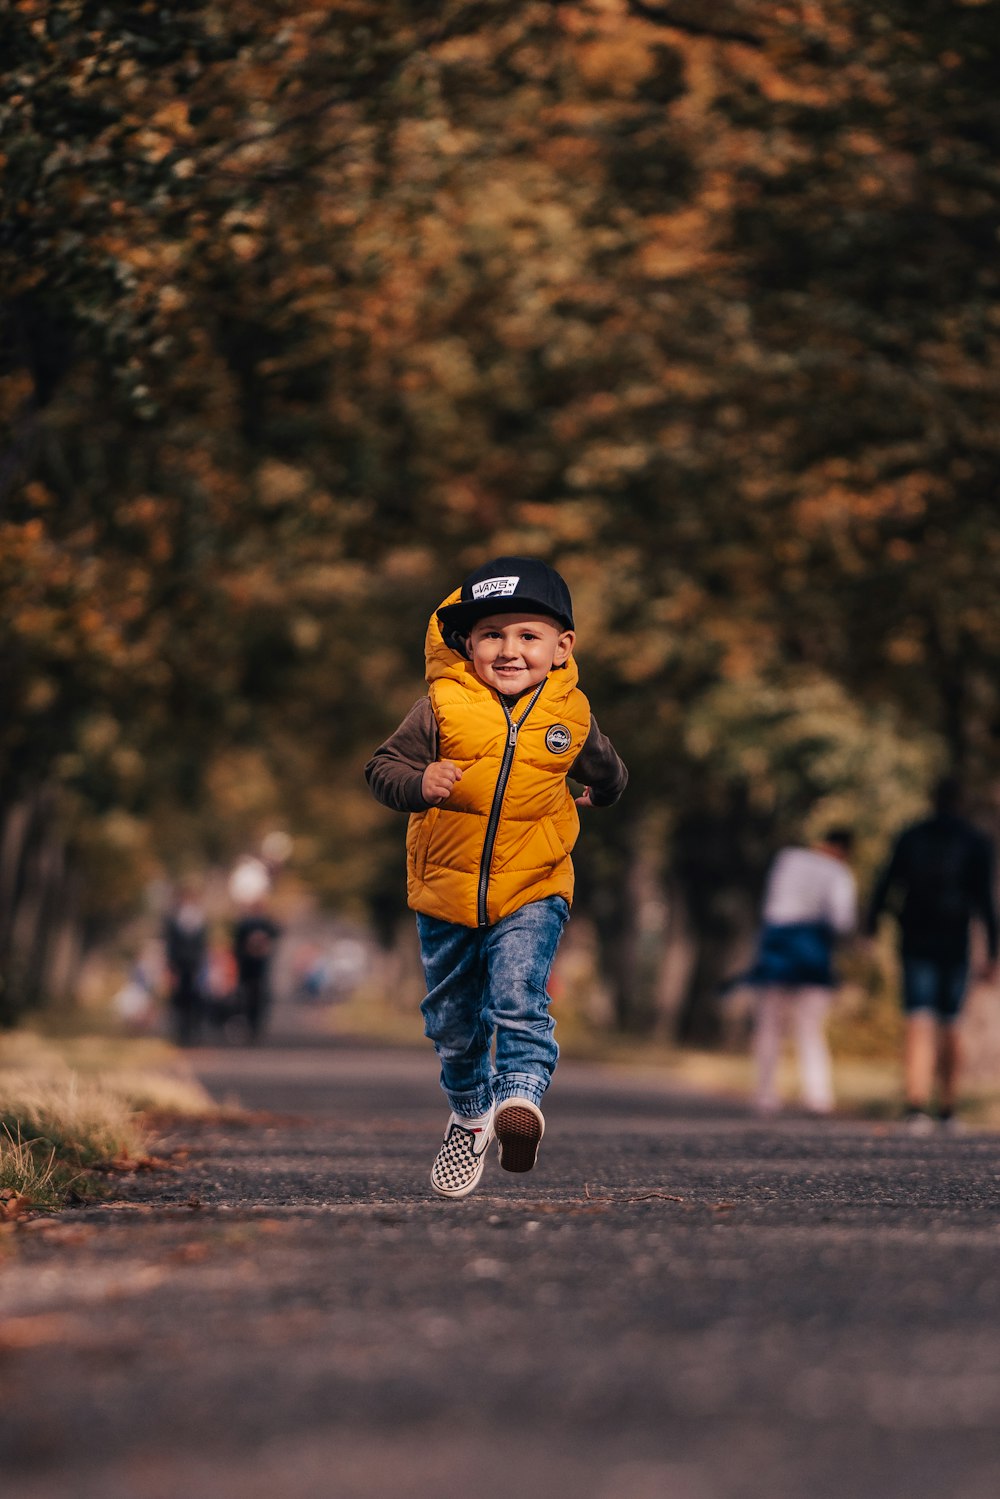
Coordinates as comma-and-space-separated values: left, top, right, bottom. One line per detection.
0, 1190, 33, 1221
167, 1241, 211, 1264
0, 1314, 83, 1349
20, 1221, 95, 1245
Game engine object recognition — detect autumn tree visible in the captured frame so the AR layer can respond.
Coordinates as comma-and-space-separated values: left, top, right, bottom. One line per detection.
3, 1, 998, 1034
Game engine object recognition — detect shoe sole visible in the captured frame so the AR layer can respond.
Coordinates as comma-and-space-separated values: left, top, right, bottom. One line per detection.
495, 1102, 543, 1173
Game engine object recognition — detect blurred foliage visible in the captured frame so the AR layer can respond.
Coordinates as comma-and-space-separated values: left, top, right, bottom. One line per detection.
2, 1, 999, 1028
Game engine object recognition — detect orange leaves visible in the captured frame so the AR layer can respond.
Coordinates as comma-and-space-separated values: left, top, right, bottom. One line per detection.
0, 1190, 33, 1222
565, 440, 653, 490
132, 102, 194, 164
116, 495, 164, 529
255, 460, 311, 509
537, 133, 603, 178
110, 497, 175, 567
151, 101, 193, 139
792, 471, 942, 540
705, 616, 779, 685
0, 0, 998, 932
884, 632, 926, 667
512, 501, 607, 545
0, 495, 173, 697
9, 603, 61, 642
2, 516, 46, 550
574, 35, 659, 96
636, 206, 728, 281
0, 370, 34, 420
96, 234, 183, 276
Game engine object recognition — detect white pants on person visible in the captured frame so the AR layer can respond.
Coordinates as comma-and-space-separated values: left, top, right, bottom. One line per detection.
752, 985, 834, 1114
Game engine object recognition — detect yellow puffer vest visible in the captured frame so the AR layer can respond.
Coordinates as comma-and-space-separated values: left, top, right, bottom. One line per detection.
406, 590, 591, 928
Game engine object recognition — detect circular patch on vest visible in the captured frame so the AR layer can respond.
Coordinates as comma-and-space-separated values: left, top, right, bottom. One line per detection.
545, 724, 572, 754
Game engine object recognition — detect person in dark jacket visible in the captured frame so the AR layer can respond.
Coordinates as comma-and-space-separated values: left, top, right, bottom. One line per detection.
232, 900, 281, 1042
866, 777, 998, 1130
163, 885, 208, 1046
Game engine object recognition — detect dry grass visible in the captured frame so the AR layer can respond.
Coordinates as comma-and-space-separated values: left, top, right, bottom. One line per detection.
0, 1030, 215, 1116
0, 1076, 146, 1168
0, 1027, 219, 1211
0, 1074, 147, 1212
0, 1128, 63, 1213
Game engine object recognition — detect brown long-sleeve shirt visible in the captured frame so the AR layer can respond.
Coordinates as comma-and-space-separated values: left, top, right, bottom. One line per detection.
365, 696, 628, 814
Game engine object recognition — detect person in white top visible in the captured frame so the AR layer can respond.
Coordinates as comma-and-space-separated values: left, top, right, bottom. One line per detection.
743, 830, 858, 1115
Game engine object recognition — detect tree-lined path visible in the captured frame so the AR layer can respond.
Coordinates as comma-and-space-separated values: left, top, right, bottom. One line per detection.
2, 1040, 1000, 1499
7, 0, 1000, 1038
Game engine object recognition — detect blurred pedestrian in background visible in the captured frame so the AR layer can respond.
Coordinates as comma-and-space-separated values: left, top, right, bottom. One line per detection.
866, 777, 998, 1132
163, 883, 208, 1046
743, 830, 858, 1116
232, 898, 281, 1042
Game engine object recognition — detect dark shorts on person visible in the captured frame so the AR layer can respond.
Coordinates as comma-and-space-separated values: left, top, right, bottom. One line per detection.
901, 957, 969, 1022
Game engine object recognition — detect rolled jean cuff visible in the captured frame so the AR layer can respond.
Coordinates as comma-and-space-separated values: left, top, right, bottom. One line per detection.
448, 1085, 496, 1119
493, 1072, 548, 1108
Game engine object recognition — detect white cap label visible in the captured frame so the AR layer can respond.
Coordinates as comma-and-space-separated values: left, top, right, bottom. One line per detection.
471, 575, 520, 600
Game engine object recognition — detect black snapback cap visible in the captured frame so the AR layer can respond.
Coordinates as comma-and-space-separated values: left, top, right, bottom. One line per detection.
436, 556, 575, 648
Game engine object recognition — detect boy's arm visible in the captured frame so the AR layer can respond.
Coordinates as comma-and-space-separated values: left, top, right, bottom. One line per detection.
365, 699, 439, 812
569, 715, 628, 807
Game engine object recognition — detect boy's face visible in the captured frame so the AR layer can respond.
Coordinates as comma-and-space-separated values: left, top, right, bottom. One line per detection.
465, 612, 574, 696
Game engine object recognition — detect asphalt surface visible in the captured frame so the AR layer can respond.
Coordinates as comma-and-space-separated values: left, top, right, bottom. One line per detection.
3, 1034, 1000, 1499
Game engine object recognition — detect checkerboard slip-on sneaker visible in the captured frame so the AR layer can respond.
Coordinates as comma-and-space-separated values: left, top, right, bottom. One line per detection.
430, 1111, 495, 1199
495, 1098, 545, 1173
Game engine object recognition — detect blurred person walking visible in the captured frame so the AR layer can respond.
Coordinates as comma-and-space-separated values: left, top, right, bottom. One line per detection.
232, 899, 281, 1042
865, 777, 998, 1132
163, 885, 208, 1047
743, 831, 858, 1116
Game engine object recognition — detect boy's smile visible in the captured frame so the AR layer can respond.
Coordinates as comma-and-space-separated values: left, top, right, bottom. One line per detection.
466, 612, 575, 697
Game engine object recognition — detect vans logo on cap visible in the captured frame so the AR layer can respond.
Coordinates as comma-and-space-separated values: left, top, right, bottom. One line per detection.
471, 575, 520, 600
546, 724, 572, 754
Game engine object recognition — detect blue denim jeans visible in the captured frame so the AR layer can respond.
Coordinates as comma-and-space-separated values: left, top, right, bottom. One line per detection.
417, 896, 570, 1117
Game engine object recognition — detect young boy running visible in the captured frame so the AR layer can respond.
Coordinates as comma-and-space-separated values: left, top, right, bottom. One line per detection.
365, 556, 627, 1198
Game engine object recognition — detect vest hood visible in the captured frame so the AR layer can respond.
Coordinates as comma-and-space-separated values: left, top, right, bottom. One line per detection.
424, 588, 579, 697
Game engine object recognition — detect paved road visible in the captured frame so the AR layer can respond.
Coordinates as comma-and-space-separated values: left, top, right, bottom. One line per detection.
2, 1037, 1000, 1499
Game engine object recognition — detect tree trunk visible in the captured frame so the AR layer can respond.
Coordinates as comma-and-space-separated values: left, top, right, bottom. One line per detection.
0, 790, 81, 1024
671, 797, 770, 1044
579, 810, 665, 1034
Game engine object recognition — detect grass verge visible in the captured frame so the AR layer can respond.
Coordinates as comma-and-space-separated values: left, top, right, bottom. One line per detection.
1, 1130, 64, 1214
0, 1077, 142, 1217
0, 1029, 218, 1216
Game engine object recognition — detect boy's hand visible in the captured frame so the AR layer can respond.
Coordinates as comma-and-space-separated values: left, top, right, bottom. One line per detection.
575, 787, 593, 809
422, 760, 463, 805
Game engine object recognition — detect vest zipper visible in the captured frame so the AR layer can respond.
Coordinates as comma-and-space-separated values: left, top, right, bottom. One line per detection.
477, 682, 545, 927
